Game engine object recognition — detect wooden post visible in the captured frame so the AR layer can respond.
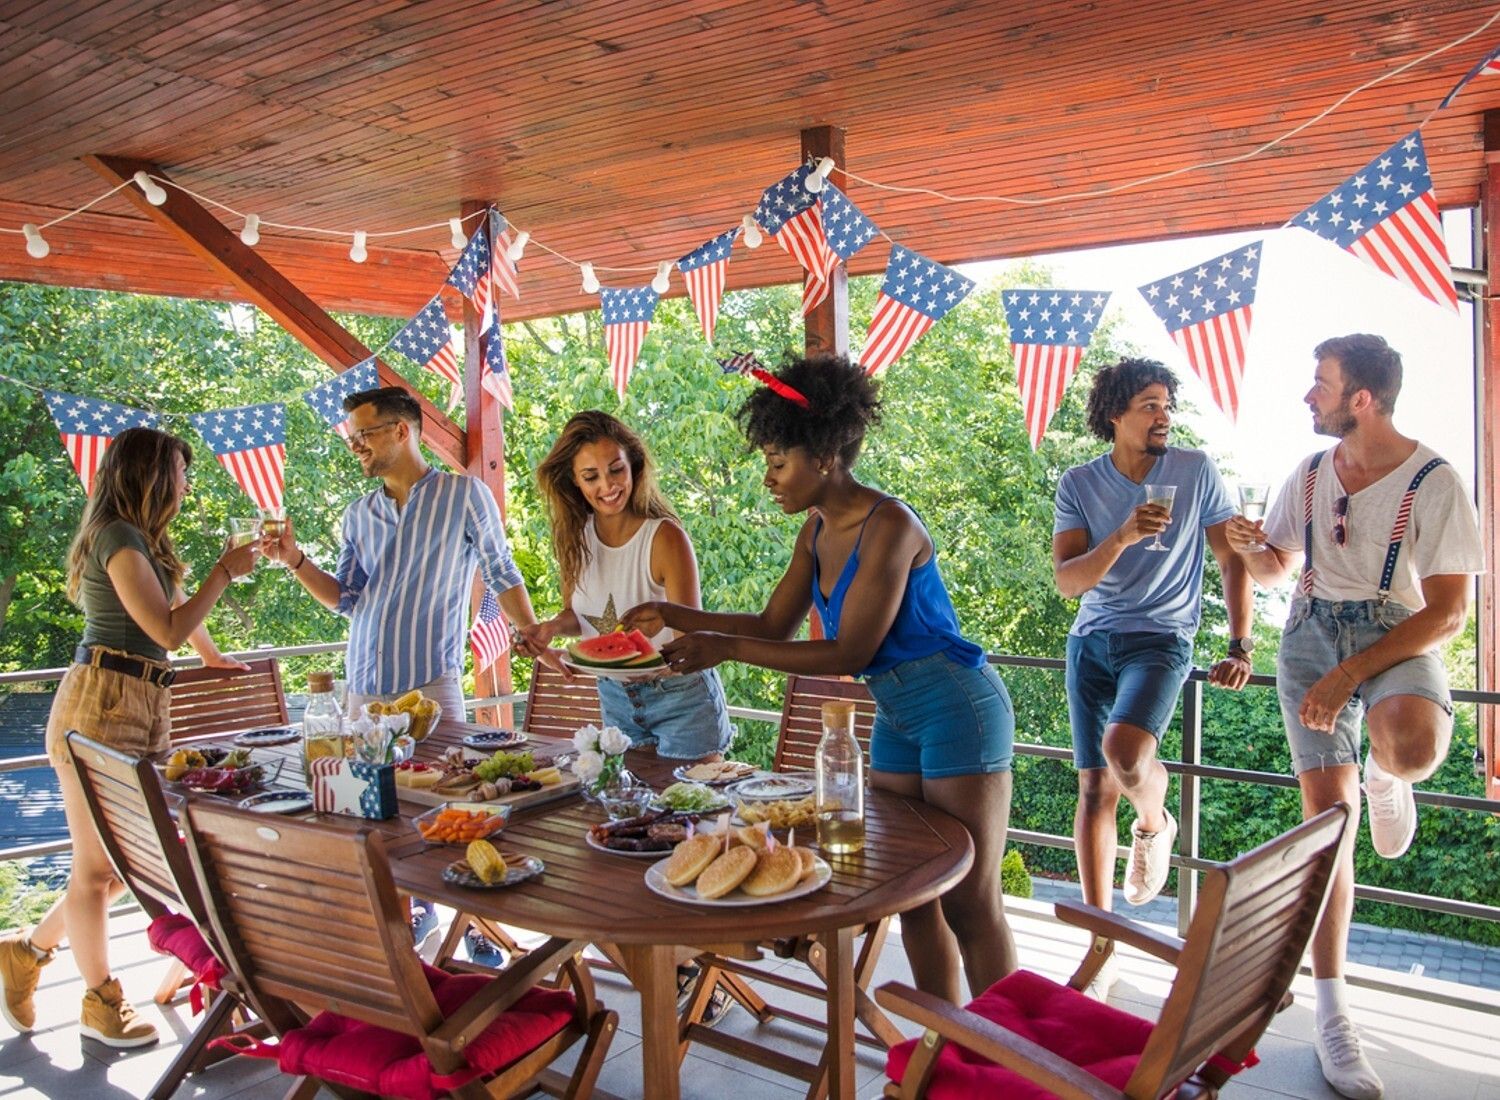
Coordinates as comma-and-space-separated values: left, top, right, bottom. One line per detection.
462, 200, 513, 728
1480, 113, 1500, 800
82, 155, 467, 471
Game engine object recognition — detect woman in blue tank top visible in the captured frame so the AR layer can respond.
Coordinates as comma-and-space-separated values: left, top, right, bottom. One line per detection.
623, 355, 1017, 1001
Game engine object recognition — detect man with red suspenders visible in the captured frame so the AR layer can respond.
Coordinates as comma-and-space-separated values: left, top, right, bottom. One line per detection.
1227, 334, 1482, 1100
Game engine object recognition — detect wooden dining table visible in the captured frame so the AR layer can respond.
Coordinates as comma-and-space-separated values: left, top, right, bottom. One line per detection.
183, 717, 976, 1100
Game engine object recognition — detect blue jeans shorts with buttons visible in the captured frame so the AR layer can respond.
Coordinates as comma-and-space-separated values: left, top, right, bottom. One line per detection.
1065, 630, 1192, 771
863, 653, 1014, 778
1277, 597, 1451, 776
595, 668, 733, 760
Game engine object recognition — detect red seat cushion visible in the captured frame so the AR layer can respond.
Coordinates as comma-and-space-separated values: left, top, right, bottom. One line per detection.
273, 962, 576, 1100
146, 913, 226, 1010
886, 969, 1155, 1100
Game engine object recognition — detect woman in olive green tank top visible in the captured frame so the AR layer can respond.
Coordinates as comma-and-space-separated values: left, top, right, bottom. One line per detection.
0, 428, 256, 1047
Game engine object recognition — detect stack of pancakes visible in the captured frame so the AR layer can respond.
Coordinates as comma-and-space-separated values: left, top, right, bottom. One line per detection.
658, 826, 819, 900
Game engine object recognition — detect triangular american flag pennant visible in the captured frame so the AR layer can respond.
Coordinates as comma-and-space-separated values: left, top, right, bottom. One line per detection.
677, 227, 740, 343
481, 318, 513, 411
1439, 43, 1500, 108
1003, 289, 1111, 449
859, 244, 975, 376
814, 182, 879, 312
303, 358, 380, 440
1139, 242, 1262, 424
489, 209, 521, 303
470, 588, 512, 674
391, 296, 461, 385
755, 165, 840, 316
445, 222, 493, 333
1289, 132, 1456, 313
42, 392, 159, 495
600, 285, 660, 399
189, 402, 287, 511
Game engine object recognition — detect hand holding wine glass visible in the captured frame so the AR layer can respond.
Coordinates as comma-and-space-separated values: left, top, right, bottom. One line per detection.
1141, 483, 1176, 552
1237, 483, 1270, 552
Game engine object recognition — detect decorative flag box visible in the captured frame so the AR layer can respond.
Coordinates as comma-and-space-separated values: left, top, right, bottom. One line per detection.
309, 756, 397, 820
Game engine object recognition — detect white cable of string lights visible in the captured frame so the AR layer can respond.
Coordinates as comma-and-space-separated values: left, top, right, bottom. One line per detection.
839, 8, 1500, 208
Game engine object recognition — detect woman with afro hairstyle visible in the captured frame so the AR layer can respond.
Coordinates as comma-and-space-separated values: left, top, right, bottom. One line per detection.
623, 355, 1017, 1001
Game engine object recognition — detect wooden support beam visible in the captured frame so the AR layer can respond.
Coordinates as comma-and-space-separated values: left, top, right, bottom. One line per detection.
462, 200, 513, 728
82, 154, 467, 472
800, 125, 849, 361
1480, 113, 1500, 799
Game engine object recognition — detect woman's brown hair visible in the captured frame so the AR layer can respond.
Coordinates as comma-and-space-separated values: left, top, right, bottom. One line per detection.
536, 411, 677, 593
66, 427, 191, 602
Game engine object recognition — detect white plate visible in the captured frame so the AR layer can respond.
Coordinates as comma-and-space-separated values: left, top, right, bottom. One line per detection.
583, 829, 677, 859
560, 657, 673, 682
462, 729, 527, 750
671, 762, 761, 786
644, 854, 832, 907
726, 773, 816, 801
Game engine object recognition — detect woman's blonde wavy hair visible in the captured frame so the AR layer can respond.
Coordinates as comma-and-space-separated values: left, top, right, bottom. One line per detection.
536, 411, 677, 593
66, 427, 190, 603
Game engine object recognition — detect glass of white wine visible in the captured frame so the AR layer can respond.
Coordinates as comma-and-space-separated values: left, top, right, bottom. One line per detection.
226, 517, 260, 584
1142, 483, 1176, 552
1238, 483, 1270, 552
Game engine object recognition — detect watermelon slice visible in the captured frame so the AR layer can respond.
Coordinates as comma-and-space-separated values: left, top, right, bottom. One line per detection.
623, 629, 657, 656
566, 633, 641, 667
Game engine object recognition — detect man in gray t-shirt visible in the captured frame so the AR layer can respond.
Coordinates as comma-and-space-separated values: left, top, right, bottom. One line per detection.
1053, 359, 1253, 1000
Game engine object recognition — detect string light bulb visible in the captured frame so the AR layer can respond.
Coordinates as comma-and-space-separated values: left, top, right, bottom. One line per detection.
22, 223, 48, 259
448, 217, 467, 249
350, 230, 368, 263
651, 260, 672, 294
580, 262, 600, 294
741, 215, 762, 249
132, 170, 168, 206
803, 158, 836, 194
506, 230, 529, 263
239, 214, 260, 247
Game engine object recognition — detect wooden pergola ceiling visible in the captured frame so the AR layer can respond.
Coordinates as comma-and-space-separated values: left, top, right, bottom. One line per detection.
1, 0, 1498, 322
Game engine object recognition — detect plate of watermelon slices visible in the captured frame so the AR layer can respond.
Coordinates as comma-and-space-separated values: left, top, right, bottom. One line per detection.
561, 629, 674, 681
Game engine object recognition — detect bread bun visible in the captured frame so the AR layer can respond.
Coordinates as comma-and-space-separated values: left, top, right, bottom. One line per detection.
695, 846, 757, 899
740, 846, 802, 897
794, 847, 819, 882
662, 834, 720, 887
735, 824, 769, 850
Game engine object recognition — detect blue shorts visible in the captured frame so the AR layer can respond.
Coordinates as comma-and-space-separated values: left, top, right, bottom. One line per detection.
596, 669, 733, 760
864, 653, 1014, 778
1066, 630, 1192, 770
1277, 597, 1452, 776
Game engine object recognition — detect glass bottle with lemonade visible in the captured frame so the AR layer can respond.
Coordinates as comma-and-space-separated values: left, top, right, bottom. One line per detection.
302, 670, 347, 781
815, 700, 865, 854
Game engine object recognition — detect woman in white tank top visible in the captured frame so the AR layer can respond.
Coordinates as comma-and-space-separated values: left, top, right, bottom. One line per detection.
523, 412, 731, 760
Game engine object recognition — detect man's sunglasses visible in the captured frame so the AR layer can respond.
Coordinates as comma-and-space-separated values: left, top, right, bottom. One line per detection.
1332, 495, 1349, 547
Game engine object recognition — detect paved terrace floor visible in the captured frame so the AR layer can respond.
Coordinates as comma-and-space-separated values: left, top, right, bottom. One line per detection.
1, 896, 1496, 1100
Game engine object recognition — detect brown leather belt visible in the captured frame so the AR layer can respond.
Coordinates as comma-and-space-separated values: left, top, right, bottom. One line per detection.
74, 646, 176, 688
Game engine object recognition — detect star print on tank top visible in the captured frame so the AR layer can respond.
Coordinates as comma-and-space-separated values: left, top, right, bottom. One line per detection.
582, 595, 621, 634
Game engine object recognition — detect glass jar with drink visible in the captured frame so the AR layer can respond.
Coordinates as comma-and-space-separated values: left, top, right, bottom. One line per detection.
815, 699, 865, 854
302, 670, 347, 781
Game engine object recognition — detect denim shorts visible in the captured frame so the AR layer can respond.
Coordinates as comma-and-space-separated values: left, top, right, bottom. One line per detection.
1278, 597, 1452, 776
864, 653, 1014, 778
1065, 630, 1192, 770
596, 668, 733, 760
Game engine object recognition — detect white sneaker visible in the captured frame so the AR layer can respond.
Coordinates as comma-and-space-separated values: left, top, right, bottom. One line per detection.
1364, 752, 1416, 859
1083, 950, 1118, 1002
1124, 811, 1176, 906
1315, 1015, 1383, 1099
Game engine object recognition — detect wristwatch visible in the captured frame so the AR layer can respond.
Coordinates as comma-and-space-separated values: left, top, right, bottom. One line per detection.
1228, 636, 1255, 659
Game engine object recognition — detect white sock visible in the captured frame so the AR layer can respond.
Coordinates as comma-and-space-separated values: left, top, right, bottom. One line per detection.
1315, 977, 1350, 1029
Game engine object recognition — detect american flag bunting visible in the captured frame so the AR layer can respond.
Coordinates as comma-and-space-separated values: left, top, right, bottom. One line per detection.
303, 358, 380, 440
859, 244, 976, 376
677, 227, 740, 343
1139, 242, 1263, 423
470, 588, 512, 674
600, 285, 660, 399
489, 209, 521, 303
482, 321, 513, 410
755, 164, 840, 316
392, 296, 462, 385
1003, 289, 1111, 449
42, 391, 159, 495
445, 222, 493, 333
1290, 132, 1456, 313
189, 402, 287, 511
1439, 43, 1500, 108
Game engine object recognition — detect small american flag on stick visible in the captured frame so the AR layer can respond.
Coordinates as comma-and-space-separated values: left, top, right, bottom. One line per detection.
43, 392, 159, 495
1290, 132, 1456, 313
190, 402, 287, 511
470, 588, 512, 674
1139, 242, 1262, 424
600, 286, 660, 399
1003, 289, 1110, 449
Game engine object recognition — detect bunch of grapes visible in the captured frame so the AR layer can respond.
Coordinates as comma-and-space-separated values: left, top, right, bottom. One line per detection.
474, 750, 535, 782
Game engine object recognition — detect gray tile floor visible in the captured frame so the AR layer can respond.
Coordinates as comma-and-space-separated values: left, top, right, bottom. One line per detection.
2, 897, 1496, 1099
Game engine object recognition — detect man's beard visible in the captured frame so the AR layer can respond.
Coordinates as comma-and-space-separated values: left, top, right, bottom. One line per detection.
1146, 442, 1168, 456
1313, 401, 1355, 438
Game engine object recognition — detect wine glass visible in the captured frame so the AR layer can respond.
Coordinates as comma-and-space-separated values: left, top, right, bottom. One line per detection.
1237, 483, 1270, 552
226, 517, 261, 583
1142, 484, 1176, 552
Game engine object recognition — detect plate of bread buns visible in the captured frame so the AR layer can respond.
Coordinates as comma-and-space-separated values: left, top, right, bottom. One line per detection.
643, 821, 830, 906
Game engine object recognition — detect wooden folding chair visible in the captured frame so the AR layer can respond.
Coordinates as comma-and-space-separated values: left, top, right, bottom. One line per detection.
682, 675, 891, 1098
877, 803, 1352, 1099
167, 658, 288, 743
180, 802, 617, 1099
64, 732, 256, 1099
